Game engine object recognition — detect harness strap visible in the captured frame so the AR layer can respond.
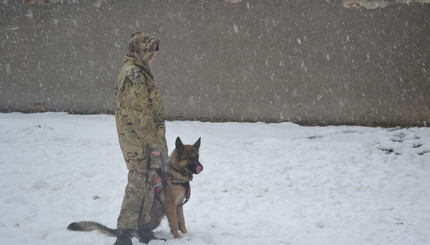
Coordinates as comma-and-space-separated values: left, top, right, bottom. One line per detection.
172, 180, 191, 207
171, 180, 187, 185
153, 174, 191, 206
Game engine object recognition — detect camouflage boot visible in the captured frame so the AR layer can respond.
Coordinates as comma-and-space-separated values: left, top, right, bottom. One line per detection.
113, 229, 133, 245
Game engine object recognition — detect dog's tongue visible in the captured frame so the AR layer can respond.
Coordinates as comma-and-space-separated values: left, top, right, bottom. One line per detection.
195, 165, 203, 174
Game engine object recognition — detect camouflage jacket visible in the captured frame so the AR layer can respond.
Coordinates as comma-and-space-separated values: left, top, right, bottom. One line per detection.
114, 54, 168, 160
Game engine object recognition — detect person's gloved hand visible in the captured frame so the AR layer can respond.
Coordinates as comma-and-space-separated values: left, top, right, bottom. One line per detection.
150, 151, 163, 169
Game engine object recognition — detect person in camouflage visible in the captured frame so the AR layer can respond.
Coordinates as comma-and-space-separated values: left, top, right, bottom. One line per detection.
114, 31, 168, 245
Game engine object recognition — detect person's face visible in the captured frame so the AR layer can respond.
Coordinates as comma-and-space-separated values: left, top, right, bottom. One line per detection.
149, 52, 157, 64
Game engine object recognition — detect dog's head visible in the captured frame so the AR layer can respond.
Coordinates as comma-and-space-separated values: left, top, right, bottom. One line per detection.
174, 137, 203, 175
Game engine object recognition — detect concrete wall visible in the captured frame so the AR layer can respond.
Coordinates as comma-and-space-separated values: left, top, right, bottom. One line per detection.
1, 0, 429, 126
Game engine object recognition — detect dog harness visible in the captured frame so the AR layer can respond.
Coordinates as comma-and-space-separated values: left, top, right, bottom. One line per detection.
153, 174, 191, 206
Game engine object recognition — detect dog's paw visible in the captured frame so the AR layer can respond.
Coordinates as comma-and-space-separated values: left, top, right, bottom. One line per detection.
172, 231, 182, 239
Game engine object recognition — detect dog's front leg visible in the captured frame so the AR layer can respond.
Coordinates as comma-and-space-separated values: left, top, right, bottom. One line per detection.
165, 203, 181, 238
177, 205, 188, 234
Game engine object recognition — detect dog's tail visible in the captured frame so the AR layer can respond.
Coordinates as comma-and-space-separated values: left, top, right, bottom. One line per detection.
67, 221, 117, 237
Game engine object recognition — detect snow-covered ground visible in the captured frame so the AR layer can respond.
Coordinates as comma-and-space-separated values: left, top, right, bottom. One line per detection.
0, 112, 429, 245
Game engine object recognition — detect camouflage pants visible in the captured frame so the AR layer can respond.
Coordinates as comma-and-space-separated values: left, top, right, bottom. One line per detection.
116, 138, 163, 230
117, 165, 155, 230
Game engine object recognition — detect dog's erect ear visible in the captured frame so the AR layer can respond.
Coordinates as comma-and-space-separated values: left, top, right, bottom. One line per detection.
193, 137, 201, 150
175, 137, 184, 153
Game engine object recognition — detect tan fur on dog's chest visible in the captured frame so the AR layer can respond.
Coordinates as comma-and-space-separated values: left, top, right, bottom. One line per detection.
161, 184, 186, 206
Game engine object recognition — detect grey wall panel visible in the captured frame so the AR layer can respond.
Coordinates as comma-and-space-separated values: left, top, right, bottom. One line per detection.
1, 0, 429, 126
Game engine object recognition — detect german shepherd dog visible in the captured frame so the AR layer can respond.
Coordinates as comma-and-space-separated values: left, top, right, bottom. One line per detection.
67, 137, 203, 241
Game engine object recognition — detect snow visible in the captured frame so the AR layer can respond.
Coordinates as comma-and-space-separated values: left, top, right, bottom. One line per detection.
1, 112, 429, 245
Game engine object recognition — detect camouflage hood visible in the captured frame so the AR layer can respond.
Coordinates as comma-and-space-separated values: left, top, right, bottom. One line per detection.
125, 32, 160, 69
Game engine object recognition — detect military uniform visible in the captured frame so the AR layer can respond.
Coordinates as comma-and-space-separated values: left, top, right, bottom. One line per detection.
114, 32, 168, 234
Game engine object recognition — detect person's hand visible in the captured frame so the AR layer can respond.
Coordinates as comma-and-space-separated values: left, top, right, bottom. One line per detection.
151, 151, 161, 157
